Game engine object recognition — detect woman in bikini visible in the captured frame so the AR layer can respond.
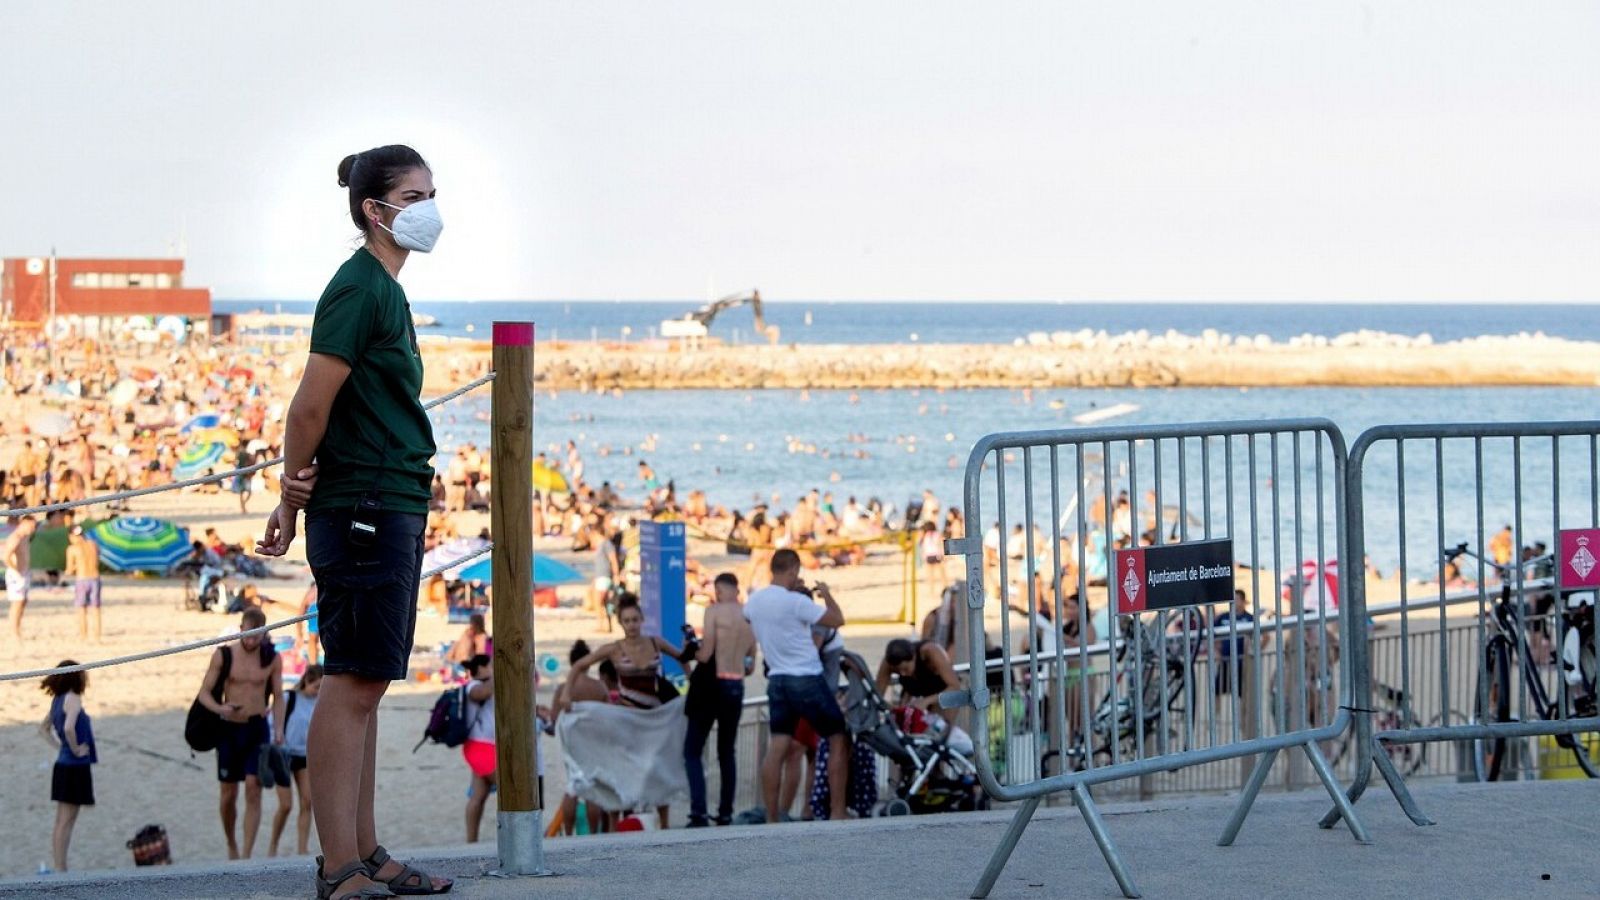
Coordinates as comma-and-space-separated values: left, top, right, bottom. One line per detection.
570, 594, 685, 709
569, 594, 687, 827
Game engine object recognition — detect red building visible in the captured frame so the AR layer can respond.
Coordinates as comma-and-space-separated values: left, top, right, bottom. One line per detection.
1, 257, 211, 335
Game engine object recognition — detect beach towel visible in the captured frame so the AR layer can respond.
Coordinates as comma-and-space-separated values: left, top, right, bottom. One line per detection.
558, 697, 689, 811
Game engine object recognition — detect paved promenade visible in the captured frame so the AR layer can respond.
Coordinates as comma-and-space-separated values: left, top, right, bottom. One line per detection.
4, 780, 1595, 899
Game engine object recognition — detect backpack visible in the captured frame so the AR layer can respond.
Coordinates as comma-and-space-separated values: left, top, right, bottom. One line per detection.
413, 684, 480, 752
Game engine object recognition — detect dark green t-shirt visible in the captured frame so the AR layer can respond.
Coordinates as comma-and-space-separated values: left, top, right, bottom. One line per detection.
305, 249, 436, 515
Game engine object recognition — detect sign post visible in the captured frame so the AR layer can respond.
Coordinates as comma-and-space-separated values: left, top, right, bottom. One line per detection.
639, 520, 688, 684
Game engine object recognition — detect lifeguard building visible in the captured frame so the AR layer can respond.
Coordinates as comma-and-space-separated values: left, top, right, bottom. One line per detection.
0, 256, 211, 338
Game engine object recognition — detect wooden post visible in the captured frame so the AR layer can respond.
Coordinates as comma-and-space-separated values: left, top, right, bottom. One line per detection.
490, 321, 544, 874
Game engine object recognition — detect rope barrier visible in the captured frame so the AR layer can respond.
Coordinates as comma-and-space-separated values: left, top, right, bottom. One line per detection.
3, 371, 497, 519
0, 543, 494, 682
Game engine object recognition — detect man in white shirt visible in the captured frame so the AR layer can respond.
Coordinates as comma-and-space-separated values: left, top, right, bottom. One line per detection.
744, 549, 848, 822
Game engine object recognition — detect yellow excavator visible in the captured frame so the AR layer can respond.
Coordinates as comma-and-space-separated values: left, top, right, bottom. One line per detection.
659, 289, 780, 345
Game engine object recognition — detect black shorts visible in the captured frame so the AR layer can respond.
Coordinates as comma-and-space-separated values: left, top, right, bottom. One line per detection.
51, 763, 95, 806
767, 674, 845, 739
217, 716, 269, 783
289, 753, 308, 773
306, 508, 426, 682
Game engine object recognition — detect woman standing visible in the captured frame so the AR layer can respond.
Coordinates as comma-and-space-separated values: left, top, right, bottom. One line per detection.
257, 144, 451, 898
39, 662, 96, 873
269, 665, 322, 857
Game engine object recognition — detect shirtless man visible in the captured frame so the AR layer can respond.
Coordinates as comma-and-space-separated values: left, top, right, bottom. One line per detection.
684, 573, 758, 826
4, 516, 36, 641
65, 525, 102, 642
195, 607, 283, 859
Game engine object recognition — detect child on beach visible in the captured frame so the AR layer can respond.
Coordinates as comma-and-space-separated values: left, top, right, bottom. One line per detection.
38, 662, 97, 873
269, 665, 321, 857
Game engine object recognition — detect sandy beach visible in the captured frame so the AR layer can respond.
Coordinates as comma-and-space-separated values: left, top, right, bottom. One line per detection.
0, 479, 935, 877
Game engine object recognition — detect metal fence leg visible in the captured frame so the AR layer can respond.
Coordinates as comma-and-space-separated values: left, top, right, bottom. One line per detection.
971, 797, 1041, 899
1371, 738, 1435, 826
1073, 785, 1141, 899
1217, 748, 1278, 847
1316, 749, 1372, 829
1304, 740, 1370, 843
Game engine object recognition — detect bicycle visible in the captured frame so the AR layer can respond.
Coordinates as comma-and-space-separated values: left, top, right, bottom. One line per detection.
1443, 543, 1599, 780
1038, 611, 1196, 774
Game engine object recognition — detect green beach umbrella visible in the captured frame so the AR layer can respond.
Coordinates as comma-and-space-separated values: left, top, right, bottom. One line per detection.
173, 441, 228, 480
87, 516, 192, 573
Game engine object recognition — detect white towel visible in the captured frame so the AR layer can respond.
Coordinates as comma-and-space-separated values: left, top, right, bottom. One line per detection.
558, 697, 689, 811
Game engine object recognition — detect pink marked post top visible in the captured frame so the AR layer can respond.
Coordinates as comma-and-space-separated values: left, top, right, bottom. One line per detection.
493, 322, 535, 346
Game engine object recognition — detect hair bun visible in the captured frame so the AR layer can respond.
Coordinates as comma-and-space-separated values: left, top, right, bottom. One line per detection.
336, 153, 360, 188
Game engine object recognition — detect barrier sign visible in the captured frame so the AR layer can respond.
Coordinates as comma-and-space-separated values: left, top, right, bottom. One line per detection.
1114, 538, 1234, 615
1558, 528, 1600, 589
639, 520, 688, 682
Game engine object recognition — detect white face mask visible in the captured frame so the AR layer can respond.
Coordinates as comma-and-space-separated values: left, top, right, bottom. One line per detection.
373, 198, 443, 253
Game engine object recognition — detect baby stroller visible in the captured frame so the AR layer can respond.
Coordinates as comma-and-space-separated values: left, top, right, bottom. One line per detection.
839, 651, 987, 816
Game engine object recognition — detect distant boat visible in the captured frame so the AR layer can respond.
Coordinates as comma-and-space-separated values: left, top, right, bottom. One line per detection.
1073, 403, 1140, 425
412, 313, 438, 327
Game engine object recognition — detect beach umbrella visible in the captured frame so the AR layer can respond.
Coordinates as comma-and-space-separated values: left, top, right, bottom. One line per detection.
88, 517, 191, 573
192, 426, 241, 448
174, 441, 228, 479
420, 536, 490, 580
180, 412, 223, 435
226, 366, 255, 382
458, 555, 585, 586
532, 462, 569, 494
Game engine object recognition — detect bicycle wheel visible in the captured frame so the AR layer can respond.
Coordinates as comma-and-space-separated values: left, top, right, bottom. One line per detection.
1473, 638, 1512, 782
1557, 619, 1598, 779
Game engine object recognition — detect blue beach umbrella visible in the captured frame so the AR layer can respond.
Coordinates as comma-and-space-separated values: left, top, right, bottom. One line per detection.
179, 412, 223, 435
458, 555, 585, 586
173, 441, 228, 479
87, 517, 192, 573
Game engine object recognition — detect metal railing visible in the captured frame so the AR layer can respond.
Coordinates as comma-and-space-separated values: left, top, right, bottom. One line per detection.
1333, 422, 1600, 830
941, 419, 1365, 899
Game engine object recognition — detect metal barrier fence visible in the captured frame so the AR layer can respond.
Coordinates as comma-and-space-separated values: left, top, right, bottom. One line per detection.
1334, 422, 1600, 830
942, 419, 1366, 899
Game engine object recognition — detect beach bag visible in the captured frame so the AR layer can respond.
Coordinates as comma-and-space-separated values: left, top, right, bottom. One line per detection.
126, 824, 172, 866
414, 685, 474, 751
184, 647, 233, 752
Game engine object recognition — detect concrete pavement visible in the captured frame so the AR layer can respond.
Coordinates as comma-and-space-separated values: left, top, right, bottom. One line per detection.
4, 779, 1596, 899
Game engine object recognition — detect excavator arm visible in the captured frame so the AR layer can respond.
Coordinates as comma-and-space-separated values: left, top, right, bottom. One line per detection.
677, 289, 778, 343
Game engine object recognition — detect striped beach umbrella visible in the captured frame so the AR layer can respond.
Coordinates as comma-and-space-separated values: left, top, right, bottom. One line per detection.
174, 441, 228, 480
88, 517, 192, 573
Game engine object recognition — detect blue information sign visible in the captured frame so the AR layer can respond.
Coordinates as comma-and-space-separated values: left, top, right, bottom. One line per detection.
639, 520, 688, 683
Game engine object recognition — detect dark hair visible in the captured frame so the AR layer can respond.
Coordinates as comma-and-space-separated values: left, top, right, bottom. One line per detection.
465, 654, 492, 676
469, 613, 486, 633
41, 662, 86, 697
337, 145, 429, 235
569, 639, 591, 666
598, 659, 618, 684
241, 607, 267, 629
298, 664, 324, 689
770, 548, 801, 575
885, 639, 916, 666
615, 592, 641, 613
714, 572, 739, 589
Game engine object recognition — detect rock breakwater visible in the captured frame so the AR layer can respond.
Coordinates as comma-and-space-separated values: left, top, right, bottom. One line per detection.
417, 331, 1600, 392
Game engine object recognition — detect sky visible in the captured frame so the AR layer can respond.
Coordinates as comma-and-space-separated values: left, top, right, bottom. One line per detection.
1, 1, 1596, 304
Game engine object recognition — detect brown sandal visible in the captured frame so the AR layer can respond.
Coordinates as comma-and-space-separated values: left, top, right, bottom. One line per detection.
316, 857, 395, 899
363, 845, 454, 895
